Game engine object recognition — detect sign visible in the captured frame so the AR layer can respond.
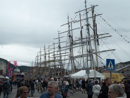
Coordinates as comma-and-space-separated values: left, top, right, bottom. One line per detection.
106, 59, 115, 71
102, 73, 123, 83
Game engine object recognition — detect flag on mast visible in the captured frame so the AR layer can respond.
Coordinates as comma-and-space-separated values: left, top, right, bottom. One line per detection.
14, 61, 17, 67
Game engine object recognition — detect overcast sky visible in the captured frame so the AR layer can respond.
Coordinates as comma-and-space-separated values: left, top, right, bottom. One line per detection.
0, 0, 130, 67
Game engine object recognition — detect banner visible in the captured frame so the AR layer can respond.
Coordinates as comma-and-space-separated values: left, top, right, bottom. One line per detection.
8, 61, 11, 70
14, 61, 17, 67
8, 66, 13, 77
102, 73, 123, 83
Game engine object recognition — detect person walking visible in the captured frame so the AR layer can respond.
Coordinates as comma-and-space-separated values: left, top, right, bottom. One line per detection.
9, 79, 13, 93
76, 79, 79, 91
2, 78, 10, 98
20, 79, 26, 87
30, 80, 35, 97
40, 81, 62, 98
57, 78, 62, 94
17, 86, 29, 98
86, 79, 93, 98
17, 79, 20, 89
124, 80, 130, 98
108, 84, 124, 98
70, 79, 73, 90
79, 78, 82, 91
81, 78, 86, 94
42, 79, 47, 92
36, 80, 41, 92
98, 78, 112, 98
61, 82, 68, 98
26, 82, 30, 94
64, 78, 69, 90
92, 81, 101, 98
73, 81, 77, 93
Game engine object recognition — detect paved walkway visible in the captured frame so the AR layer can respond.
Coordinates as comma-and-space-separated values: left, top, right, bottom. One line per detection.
0, 86, 87, 98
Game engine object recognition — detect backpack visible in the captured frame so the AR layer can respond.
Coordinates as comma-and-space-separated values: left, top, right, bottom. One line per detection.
3, 82, 9, 90
42, 82, 45, 87
98, 85, 108, 98
20, 81, 25, 86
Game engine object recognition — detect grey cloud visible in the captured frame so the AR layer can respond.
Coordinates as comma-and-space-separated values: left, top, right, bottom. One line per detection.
0, 0, 130, 65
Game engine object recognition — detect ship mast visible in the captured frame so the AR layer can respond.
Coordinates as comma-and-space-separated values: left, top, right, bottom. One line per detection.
33, 0, 116, 79
79, 13, 85, 69
58, 0, 115, 76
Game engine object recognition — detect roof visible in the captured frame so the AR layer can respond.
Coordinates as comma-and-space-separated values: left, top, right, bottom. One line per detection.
14, 67, 20, 72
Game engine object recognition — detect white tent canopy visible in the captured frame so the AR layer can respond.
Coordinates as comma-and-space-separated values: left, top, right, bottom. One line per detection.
70, 70, 105, 80
21, 72, 25, 76
5, 76, 9, 79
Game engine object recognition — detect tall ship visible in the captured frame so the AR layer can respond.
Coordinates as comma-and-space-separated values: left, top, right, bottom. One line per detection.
27, 0, 130, 79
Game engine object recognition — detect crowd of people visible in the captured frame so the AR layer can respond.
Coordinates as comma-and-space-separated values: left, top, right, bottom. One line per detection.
0, 77, 130, 98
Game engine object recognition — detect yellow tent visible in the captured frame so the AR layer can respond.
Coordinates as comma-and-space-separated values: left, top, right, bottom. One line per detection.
102, 73, 123, 83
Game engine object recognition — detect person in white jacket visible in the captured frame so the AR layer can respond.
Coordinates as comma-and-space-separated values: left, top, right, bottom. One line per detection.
92, 81, 101, 98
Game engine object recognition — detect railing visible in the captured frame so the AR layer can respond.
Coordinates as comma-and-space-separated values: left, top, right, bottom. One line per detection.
115, 64, 130, 72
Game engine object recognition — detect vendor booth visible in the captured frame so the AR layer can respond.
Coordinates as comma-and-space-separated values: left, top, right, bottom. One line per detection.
71, 70, 105, 82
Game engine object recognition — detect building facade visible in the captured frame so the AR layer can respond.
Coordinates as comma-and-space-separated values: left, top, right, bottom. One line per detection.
0, 61, 7, 75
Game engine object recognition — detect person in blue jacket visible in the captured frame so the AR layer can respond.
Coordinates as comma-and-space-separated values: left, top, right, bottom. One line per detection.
40, 81, 62, 98
86, 79, 93, 98
61, 82, 68, 98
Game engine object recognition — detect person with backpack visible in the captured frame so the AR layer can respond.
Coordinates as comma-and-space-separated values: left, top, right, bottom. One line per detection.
2, 78, 10, 98
98, 78, 112, 98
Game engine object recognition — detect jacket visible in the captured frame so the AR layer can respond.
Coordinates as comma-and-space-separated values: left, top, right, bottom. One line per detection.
98, 84, 108, 98
61, 85, 68, 93
86, 82, 93, 95
124, 83, 130, 93
92, 84, 101, 98
2, 81, 10, 91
